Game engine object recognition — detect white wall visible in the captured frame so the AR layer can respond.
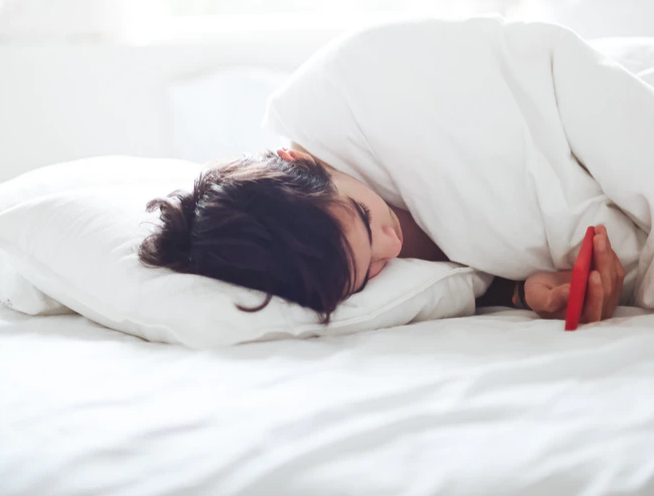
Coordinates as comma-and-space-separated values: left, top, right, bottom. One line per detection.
3, 0, 651, 182
0, 33, 335, 181
0, 0, 522, 182
510, 0, 654, 39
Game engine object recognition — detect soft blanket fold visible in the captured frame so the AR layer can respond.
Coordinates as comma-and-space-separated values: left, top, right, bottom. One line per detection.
264, 15, 654, 307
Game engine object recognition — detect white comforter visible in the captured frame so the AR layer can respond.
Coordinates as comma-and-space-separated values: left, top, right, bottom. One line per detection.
3, 304, 654, 496
263, 16, 654, 307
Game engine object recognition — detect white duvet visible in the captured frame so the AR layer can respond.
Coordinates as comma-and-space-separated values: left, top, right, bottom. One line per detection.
3, 304, 654, 496
263, 16, 654, 307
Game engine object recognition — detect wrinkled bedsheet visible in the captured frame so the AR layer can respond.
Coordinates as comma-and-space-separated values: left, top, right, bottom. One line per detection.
3, 305, 654, 496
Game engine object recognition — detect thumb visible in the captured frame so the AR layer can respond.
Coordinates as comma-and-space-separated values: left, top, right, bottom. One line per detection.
543, 284, 571, 313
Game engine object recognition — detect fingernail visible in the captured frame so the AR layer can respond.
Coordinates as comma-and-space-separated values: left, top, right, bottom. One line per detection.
598, 238, 606, 251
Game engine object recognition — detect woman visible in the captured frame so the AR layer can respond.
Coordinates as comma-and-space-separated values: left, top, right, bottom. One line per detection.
139, 145, 624, 325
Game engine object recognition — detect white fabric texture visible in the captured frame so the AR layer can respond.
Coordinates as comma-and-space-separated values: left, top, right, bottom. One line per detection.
263, 16, 654, 308
0, 156, 201, 315
3, 304, 654, 495
0, 262, 66, 315
0, 156, 491, 348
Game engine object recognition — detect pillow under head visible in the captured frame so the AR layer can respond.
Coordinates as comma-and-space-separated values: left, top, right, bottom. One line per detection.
0, 156, 490, 347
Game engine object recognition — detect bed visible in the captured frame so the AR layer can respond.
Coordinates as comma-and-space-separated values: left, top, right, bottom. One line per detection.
3, 31, 654, 496
3, 303, 654, 495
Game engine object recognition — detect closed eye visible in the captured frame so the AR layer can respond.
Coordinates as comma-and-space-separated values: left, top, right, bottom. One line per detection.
351, 199, 372, 245
349, 198, 373, 293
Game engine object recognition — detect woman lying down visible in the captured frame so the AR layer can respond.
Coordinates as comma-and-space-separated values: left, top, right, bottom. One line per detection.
140, 148, 623, 324
141, 16, 654, 325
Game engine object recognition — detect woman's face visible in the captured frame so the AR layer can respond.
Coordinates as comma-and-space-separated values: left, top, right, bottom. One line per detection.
277, 149, 403, 293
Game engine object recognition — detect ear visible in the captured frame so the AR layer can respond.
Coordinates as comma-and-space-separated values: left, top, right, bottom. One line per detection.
276, 149, 293, 162
288, 149, 314, 162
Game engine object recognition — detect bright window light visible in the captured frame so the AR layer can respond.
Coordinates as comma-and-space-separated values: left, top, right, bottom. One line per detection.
164, 0, 515, 16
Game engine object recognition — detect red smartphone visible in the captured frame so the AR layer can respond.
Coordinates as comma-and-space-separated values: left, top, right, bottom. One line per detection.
565, 226, 596, 331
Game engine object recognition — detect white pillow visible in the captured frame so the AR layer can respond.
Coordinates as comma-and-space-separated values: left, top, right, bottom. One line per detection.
0, 261, 67, 315
0, 157, 491, 348
0, 156, 200, 315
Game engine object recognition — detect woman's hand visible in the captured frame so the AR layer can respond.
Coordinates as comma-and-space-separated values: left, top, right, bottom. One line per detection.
524, 225, 625, 323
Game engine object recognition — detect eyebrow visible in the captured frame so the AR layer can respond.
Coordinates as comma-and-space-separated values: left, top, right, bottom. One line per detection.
349, 198, 372, 293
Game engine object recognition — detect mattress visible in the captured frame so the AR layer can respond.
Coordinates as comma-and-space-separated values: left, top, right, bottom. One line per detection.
3, 303, 654, 496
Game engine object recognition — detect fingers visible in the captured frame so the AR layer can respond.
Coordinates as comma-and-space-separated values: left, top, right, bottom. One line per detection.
525, 225, 626, 325
606, 247, 625, 318
581, 270, 604, 323
546, 283, 571, 315
594, 224, 625, 319
613, 249, 625, 303
525, 279, 570, 319
593, 227, 614, 313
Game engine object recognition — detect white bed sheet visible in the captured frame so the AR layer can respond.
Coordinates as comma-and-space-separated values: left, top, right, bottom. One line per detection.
3, 304, 654, 496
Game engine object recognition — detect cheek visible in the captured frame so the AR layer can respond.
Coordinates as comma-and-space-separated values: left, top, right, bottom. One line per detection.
372, 198, 395, 232
343, 224, 373, 283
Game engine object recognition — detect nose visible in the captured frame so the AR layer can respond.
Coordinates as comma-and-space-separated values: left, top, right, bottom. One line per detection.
381, 224, 403, 260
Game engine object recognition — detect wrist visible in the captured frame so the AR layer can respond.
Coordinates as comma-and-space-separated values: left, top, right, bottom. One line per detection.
476, 276, 516, 308
512, 280, 532, 310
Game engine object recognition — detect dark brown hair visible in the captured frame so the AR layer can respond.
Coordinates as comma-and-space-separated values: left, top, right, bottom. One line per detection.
138, 151, 355, 323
